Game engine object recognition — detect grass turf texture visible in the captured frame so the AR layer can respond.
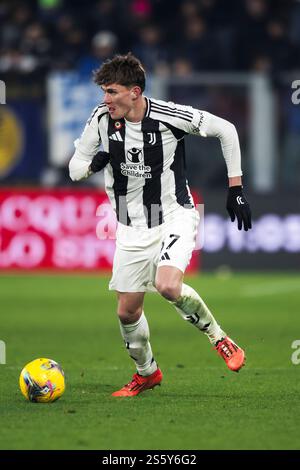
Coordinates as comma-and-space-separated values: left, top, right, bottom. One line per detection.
0, 272, 299, 450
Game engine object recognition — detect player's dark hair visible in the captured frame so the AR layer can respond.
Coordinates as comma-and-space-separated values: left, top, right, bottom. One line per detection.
93, 52, 146, 92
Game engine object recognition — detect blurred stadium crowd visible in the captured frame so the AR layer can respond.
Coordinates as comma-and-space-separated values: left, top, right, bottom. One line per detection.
0, 0, 299, 191
0, 1, 299, 271
0, 0, 299, 76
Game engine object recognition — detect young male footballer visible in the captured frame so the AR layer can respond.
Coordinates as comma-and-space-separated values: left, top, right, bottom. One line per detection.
69, 53, 252, 397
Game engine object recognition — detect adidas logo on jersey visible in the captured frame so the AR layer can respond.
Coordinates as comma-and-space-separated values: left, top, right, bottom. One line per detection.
109, 131, 123, 142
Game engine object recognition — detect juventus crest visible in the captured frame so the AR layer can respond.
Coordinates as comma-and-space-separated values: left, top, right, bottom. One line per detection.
147, 132, 156, 145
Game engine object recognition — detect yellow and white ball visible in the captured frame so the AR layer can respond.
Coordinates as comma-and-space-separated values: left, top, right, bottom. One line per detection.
19, 358, 65, 403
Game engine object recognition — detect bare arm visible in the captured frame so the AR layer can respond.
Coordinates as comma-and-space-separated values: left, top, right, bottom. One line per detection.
229, 176, 242, 187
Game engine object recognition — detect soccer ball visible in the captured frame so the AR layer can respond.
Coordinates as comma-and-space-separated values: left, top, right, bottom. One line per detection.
19, 358, 65, 403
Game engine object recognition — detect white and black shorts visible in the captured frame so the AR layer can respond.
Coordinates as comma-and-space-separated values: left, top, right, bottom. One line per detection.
109, 207, 200, 293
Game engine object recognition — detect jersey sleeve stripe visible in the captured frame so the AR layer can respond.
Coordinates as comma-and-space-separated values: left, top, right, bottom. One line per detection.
145, 97, 151, 117
150, 107, 193, 123
150, 102, 193, 119
87, 103, 107, 124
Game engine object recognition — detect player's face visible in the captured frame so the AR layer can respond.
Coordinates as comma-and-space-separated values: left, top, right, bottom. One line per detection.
102, 83, 137, 120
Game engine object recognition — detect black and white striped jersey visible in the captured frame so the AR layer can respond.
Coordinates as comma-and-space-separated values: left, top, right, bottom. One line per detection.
70, 97, 242, 228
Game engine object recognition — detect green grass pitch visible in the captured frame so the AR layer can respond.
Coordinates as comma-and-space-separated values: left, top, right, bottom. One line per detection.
0, 272, 299, 450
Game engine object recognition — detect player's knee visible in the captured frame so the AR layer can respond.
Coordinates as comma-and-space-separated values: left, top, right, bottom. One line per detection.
156, 282, 181, 301
117, 305, 143, 325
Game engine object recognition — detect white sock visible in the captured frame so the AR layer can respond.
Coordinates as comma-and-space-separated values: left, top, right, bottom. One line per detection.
119, 312, 158, 376
171, 284, 226, 345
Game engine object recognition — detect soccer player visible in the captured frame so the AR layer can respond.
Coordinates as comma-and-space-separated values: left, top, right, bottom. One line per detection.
69, 53, 252, 397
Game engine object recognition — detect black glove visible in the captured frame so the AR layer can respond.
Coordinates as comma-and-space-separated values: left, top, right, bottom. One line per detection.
226, 185, 252, 231
90, 151, 110, 173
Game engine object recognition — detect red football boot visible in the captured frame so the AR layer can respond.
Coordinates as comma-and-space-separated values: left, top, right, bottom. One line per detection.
214, 336, 245, 372
112, 368, 163, 397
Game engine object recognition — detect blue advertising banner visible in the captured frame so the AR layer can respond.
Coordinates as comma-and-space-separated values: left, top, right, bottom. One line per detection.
48, 72, 102, 167
47, 71, 153, 167
0, 100, 45, 181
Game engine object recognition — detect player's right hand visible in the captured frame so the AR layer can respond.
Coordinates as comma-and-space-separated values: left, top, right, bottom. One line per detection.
90, 151, 110, 173
226, 185, 252, 231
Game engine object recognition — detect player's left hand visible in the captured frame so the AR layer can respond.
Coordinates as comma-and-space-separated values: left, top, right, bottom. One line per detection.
90, 151, 110, 173
226, 185, 252, 231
